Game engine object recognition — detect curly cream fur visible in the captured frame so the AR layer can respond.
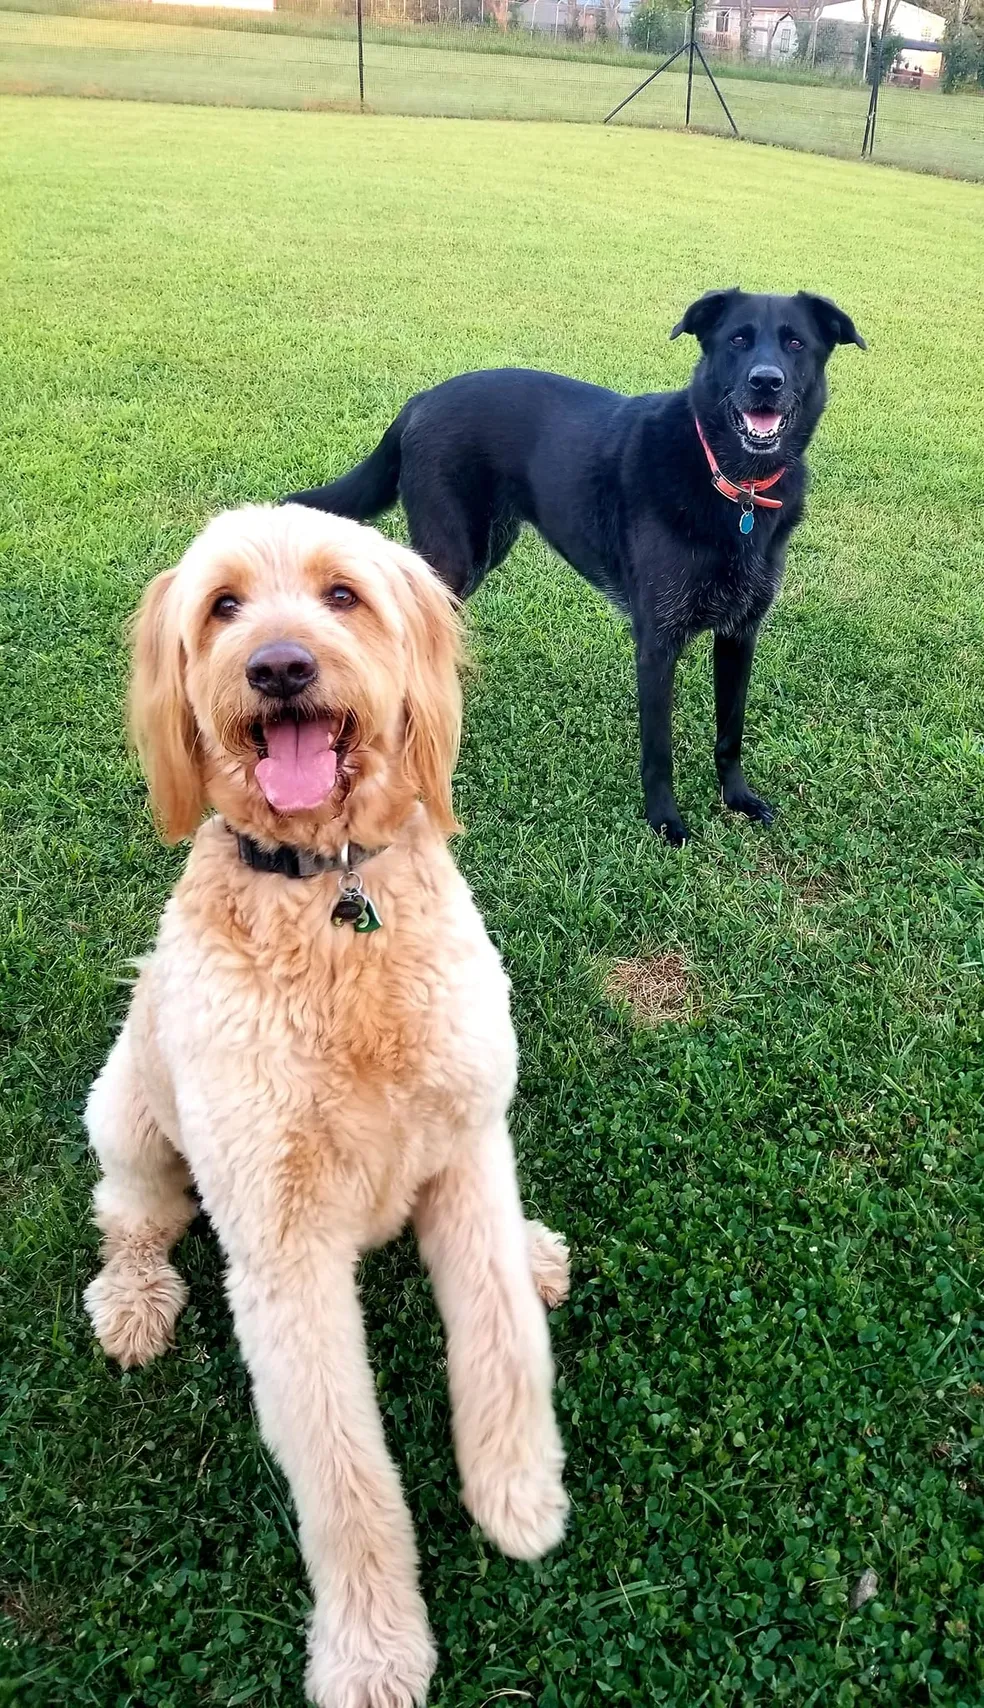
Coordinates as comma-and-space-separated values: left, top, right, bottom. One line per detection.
84, 505, 568, 1708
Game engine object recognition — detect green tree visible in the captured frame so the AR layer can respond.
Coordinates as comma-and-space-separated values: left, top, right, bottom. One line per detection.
626, 0, 688, 53
941, 27, 984, 87
940, 0, 984, 88
856, 24, 903, 79
795, 17, 843, 63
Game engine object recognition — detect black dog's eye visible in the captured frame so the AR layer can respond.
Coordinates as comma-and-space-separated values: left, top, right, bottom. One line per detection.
787, 336, 804, 352
730, 333, 750, 349
212, 594, 240, 620
325, 585, 358, 610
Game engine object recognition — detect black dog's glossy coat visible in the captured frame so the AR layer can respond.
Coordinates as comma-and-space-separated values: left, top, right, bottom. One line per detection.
286, 289, 864, 842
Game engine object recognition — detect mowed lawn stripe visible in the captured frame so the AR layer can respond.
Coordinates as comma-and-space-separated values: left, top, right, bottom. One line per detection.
2, 13, 984, 176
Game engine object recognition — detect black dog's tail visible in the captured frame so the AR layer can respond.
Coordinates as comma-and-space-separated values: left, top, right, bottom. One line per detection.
284, 411, 405, 520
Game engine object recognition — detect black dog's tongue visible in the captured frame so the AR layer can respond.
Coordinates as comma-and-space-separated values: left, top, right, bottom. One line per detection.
743, 409, 782, 438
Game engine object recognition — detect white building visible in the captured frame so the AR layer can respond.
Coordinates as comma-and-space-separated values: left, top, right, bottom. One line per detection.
517, 0, 634, 35
153, 0, 276, 10
699, 3, 812, 62
820, 0, 945, 73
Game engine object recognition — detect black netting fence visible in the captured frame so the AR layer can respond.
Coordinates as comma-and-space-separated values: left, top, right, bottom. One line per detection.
2, 0, 982, 179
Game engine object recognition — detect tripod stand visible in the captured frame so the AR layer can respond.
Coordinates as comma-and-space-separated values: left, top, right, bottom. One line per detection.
604, 0, 739, 136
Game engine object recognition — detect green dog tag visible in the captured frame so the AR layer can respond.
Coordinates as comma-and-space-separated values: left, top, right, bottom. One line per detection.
354, 897, 382, 934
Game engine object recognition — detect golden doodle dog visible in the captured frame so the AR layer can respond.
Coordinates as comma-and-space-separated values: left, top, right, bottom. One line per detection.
83, 504, 569, 1708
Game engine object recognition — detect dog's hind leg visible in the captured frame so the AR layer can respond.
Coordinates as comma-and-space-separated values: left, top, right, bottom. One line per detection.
527, 1220, 570, 1310
488, 510, 522, 573
400, 463, 493, 599
405, 508, 484, 599
416, 1122, 568, 1562
84, 1022, 196, 1369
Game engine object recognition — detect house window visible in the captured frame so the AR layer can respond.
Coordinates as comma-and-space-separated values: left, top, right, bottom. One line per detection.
716, 10, 729, 30
779, 25, 791, 48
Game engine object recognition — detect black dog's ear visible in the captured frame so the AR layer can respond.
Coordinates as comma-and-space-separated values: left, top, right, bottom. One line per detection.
796, 292, 867, 351
669, 287, 741, 343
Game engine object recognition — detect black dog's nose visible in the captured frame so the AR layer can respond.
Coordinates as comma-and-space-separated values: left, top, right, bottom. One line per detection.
246, 641, 318, 699
748, 364, 785, 394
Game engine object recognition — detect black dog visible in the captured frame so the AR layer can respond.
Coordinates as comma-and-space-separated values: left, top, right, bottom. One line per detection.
285, 289, 864, 843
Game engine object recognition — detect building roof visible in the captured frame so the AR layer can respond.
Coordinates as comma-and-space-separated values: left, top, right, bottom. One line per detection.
517, 0, 635, 14
820, 0, 944, 26
707, 0, 813, 12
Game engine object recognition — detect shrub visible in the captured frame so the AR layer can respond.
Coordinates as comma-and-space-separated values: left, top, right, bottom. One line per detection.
794, 17, 843, 67
856, 26, 903, 82
941, 28, 984, 91
626, 0, 687, 54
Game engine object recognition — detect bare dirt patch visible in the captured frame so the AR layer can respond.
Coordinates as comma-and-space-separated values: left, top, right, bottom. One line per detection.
605, 952, 692, 1025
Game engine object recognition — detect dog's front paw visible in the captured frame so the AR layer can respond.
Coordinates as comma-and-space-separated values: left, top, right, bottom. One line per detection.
647, 807, 690, 846
722, 785, 775, 826
85, 1254, 187, 1369
466, 1458, 568, 1561
527, 1222, 570, 1310
305, 1615, 436, 1708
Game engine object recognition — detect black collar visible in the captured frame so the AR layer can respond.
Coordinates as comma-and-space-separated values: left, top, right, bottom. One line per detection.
235, 832, 386, 881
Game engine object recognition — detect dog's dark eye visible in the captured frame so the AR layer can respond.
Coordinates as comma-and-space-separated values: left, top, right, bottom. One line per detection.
730, 333, 750, 349
325, 585, 358, 610
212, 594, 240, 620
787, 337, 804, 352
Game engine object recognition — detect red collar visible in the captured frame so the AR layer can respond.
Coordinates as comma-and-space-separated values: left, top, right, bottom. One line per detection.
695, 416, 785, 510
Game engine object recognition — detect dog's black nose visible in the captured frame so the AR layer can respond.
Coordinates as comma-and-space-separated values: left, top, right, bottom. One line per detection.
748, 364, 785, 394
246, 641, 318, 699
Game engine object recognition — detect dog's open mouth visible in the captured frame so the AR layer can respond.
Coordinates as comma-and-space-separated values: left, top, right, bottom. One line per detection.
732, 405, 788, 450
249, 713, 350, 814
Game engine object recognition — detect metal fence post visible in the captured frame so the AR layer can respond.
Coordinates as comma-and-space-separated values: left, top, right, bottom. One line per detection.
357, 0, 365, 109
685, 0, 697, 125
861, 0, 891, 156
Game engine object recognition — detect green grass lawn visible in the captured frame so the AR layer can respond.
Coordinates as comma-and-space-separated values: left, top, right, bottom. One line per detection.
2, 96, 984, 1708
2, 7, 984, 177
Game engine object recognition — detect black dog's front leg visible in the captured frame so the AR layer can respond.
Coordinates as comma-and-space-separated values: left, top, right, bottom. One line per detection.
635, 634, 688, 845
713, 628, 775, 826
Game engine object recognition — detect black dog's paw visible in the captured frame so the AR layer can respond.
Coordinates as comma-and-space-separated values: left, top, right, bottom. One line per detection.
648, 811, 690, 846
723, 787, 776, 827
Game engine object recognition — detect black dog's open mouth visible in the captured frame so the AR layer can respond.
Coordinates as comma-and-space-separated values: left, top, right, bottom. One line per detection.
248, 711, 354, 814
731, 405, 791, 452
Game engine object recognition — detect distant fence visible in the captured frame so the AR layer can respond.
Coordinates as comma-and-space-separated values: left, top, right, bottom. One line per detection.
1, 0, 982, 179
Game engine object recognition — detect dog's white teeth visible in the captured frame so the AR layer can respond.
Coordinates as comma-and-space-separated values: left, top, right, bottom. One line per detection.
742, 412, 784, 441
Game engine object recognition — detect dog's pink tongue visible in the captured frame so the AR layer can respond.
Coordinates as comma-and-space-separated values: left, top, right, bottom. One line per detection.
745, 410, 783, 435
255, 719, 338, 812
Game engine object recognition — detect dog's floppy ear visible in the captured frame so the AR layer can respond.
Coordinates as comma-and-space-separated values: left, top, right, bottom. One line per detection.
670, 287, 741, 344
128, 567, 206, 842
388, 544, 463, 837
795, 292, 867, 351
